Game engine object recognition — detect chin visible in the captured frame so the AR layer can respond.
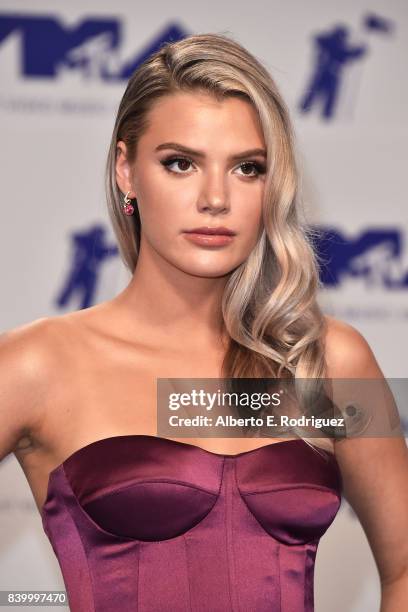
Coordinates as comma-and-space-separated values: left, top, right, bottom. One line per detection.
160, 247, 245, 278
175, 260, 238, 278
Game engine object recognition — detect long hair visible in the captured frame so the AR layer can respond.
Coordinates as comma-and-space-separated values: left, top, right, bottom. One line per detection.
105, 32, 336, 456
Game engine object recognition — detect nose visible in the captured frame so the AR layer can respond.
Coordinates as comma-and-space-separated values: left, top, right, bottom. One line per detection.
197, 169, 230, 215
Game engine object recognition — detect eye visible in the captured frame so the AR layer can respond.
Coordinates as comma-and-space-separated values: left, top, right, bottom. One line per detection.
236, 161, 266, 178
159, 156, 266, 178
160, 156, 195, 174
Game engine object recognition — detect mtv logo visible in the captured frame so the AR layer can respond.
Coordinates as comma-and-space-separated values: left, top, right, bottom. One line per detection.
315, 227, 408, 288
0, 14, 187, 80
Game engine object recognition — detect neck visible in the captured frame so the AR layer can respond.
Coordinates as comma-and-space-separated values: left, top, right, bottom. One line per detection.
114, 241, 232, 349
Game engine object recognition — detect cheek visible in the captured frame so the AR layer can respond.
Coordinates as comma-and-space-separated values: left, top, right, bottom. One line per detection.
236, 192, 264, 233
136, 171, 192, 229
136, 190, 181, 235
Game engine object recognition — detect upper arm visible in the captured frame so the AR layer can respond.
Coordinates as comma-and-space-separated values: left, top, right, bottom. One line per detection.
324, 315, 408, 585
0, 318, 54, 462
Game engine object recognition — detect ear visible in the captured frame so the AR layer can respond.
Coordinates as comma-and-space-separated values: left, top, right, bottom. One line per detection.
115, 141, 136, 198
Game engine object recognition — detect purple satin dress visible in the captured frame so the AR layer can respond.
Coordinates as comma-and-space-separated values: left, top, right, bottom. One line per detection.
41, 435, 342, 611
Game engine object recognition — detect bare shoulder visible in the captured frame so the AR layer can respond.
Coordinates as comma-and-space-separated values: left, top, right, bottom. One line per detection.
0, 306, 106, 386
0, 316, 59, 379
322, 314, 384, 378
0, 314, 79, 459
0, 314, 75, 370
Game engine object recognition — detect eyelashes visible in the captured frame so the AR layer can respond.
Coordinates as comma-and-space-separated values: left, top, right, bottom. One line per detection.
160, 156, 194, 174
159, 155, 266, 178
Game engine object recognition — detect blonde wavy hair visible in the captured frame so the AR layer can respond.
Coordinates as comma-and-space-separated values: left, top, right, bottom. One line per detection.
105, 32, 338, 456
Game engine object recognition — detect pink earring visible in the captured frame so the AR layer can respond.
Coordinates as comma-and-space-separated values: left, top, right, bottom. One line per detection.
122, 191, 135, 216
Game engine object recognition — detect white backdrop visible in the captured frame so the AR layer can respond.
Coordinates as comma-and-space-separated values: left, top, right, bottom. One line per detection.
0, 1, 407, 610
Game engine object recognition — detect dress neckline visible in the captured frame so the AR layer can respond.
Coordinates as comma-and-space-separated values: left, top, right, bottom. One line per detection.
48, 434, 314, 469
41, 434, 335, 516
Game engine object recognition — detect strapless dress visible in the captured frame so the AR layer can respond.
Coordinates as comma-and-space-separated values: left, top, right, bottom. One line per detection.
41, 435, 342, 611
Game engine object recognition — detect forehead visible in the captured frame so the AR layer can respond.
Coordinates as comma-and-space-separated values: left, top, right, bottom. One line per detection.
141, 90, 265, 145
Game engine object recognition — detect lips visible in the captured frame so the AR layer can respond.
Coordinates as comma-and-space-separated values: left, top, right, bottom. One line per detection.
184, 226, 236, 236
182, 227, 236, 247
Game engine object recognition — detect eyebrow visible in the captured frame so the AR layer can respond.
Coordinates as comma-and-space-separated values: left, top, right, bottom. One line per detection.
155, 142, 267, 161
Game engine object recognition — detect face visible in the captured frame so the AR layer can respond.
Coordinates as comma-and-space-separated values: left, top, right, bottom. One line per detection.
116, 90, 266, 278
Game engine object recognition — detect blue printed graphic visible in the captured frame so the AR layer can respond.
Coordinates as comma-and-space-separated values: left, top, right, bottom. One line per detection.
299, 25, 367, 119
55, 224, 118, 310
299, 13, 394, 119
0, 14, 188, 79
315, 228, 407, 288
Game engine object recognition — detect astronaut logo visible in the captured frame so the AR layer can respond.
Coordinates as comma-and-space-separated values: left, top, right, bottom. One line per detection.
55, 224, 118, 310
299, 14, 394, 120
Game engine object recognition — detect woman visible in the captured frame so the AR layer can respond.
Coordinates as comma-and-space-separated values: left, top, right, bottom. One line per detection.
1, 33, 407, 611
